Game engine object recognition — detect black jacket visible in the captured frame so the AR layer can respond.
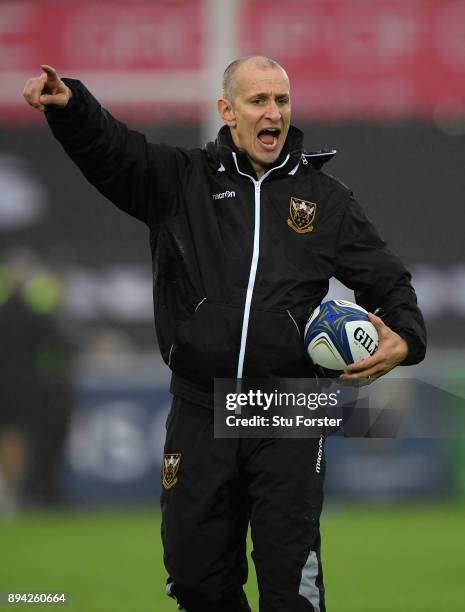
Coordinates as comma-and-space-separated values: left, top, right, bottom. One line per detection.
46, 79, 426, 406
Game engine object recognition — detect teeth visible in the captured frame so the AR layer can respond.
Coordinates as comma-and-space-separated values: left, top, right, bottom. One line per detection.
259, 129, 280, 137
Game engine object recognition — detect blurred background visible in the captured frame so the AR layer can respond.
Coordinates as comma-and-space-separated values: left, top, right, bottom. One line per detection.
1, 1, 464, 610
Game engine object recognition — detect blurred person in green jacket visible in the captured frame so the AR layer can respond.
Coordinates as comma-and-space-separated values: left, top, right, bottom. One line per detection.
0, 252, 74, 512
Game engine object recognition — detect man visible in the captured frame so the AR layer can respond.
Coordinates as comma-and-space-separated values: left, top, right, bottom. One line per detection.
0, 258, 73, 511
23, 56, 426, 611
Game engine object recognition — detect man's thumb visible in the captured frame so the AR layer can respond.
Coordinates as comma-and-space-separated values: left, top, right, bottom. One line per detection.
39, 93, 63, 106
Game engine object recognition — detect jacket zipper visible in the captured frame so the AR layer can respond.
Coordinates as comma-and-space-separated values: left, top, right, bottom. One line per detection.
232, 152, 290, 379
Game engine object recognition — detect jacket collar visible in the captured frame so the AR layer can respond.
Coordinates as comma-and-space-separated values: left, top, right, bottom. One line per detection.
206, 125, 336, 177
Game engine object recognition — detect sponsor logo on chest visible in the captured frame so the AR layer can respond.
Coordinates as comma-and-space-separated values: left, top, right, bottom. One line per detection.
212, 190, 236, 200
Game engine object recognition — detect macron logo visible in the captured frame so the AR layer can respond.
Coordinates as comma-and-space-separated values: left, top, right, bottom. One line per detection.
212, 190, 236, 200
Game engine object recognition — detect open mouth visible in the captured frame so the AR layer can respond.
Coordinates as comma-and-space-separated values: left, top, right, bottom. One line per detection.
257, 128, 281, 149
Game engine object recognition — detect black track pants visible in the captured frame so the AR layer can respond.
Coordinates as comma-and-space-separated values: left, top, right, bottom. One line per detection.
161, 396, 326, 612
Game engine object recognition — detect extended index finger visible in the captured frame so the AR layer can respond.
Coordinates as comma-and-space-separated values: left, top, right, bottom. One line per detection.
40, 64, 58, 81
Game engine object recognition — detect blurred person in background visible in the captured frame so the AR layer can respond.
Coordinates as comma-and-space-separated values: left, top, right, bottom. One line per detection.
0, 250, 74, 512
22, 57, 425, 611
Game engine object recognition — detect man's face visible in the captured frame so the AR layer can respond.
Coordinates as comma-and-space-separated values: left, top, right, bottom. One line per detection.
219, 64, 291, 176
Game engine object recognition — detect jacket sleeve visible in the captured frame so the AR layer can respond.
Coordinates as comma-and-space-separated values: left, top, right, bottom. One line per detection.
334, 193, 427, 365
44, 78, 188, 227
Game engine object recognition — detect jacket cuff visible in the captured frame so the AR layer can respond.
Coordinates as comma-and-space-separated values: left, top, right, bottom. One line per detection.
397, 330, 427, 366
44, 78, 91, 124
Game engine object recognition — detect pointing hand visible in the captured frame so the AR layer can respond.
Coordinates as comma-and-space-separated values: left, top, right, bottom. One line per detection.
22, 65, 72, 112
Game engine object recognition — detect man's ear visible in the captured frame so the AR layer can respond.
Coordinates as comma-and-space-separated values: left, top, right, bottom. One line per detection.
217, 98, 236, 127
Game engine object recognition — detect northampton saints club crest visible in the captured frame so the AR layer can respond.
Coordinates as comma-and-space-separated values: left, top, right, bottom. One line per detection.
287, 197, 317, 234
162, 453, 181, 490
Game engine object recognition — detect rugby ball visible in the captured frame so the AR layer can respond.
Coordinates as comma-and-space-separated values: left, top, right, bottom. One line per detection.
304, 299, 378, 373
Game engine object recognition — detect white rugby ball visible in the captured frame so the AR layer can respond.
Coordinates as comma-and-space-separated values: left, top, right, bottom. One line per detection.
304, 299, 378, 372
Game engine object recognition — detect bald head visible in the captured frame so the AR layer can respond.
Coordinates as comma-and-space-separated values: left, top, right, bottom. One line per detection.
217, 55, 291, 178
222, 55, 289, 102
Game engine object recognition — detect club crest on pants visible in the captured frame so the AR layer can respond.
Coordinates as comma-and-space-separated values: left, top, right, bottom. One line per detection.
162, 453, 181, 490
287, 197, 316, 233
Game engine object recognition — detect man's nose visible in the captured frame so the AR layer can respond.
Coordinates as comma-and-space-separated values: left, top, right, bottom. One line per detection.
264, 100, 281, 121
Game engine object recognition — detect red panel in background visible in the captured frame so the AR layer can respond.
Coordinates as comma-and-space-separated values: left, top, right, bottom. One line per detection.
4, 0, 465, 122
240, 0, 465, 119
1, 0, 204, 122
0, 0, 203, 70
